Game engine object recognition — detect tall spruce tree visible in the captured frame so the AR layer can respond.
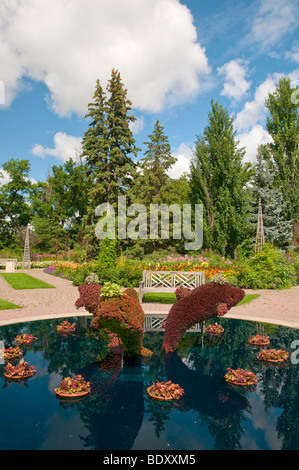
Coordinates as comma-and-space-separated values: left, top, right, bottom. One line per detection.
189, 100, 251, 257
264, 77, 299, 244
81, 70, 139, 254
128, 120, 178, 255
137, 120, 177, 205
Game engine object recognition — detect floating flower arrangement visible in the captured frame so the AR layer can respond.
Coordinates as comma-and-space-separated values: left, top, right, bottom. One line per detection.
4, 358, 36, 379
4, 346, 23, 361
206, 323, 224, 336
224, 368, 257, 386
248, 334, 270, 346
147, 380, 184, 401
55, 374, 91, 398
57, 320, 76, 336
15, 334, 38, 345
257, 349, 290, 363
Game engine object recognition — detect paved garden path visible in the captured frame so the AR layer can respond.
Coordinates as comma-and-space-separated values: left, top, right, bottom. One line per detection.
0, 269, 298, 329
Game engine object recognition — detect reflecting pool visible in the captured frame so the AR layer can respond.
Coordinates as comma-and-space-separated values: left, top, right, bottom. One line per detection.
1, 316, 299, 450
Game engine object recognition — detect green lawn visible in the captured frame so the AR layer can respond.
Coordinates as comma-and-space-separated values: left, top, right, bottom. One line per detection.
236, 293, 260, 306
0, 273, 55, 290
143, 292, 260, 306
0, 299, 23, 310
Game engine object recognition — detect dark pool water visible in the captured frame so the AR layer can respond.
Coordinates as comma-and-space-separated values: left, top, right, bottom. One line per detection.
1, 316, 299, 450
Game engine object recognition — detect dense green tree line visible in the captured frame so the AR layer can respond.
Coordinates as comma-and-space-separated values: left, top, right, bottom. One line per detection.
0, 72, 298, 258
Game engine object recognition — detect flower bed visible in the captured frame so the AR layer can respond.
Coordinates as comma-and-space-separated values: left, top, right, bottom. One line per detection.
147, 381, 184, 401
224, 368, 257, 386
257, 349, 290, 363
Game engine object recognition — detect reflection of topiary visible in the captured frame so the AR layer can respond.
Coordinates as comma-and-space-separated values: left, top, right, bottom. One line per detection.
162, 282, 245, 352
91, 288, 145, 357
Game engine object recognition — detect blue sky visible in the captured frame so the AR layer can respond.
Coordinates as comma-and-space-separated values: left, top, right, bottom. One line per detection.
0, 0, 299, 185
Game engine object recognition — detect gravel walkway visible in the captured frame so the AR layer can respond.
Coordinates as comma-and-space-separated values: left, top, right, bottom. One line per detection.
0, 269, 298, 329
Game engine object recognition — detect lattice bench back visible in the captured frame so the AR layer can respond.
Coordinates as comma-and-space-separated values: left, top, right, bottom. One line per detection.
139, 270, 205, 303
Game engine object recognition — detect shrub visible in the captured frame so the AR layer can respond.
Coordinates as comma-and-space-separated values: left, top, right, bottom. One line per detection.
162, 282, 245, 352
91, 288, 145, 357
237, 243, 297, 289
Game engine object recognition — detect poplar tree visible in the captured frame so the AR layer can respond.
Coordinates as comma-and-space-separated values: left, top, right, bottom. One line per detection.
189, 100, 251, 257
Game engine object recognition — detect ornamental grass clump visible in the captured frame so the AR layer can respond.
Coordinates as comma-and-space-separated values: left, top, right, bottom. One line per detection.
55, 374, 91, 396
4, 358, 36, 379
147, 380, 184, 401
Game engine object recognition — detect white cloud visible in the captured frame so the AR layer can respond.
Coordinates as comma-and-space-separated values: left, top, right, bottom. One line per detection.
0, 168, 11, 186
286, 42, 299, 63
234, 75, 277, 132
167, 143, 193, 179
129, 116, 144, 134
31, 132, 82, 162
237, 125, 272, 163
246, 0, 299, 51
218, 59, 251, 103
0, 0, 211, 116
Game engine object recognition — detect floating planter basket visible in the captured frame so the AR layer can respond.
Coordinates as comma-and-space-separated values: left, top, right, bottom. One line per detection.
55, 375, 91, 399
248, 334, 270, 346
224, 368, 257, 386
15, 334, 38, 345
57, 320, 76, 336
4, 346, 23, 361
4, 358, 36, 379
206, 323, 224, 336
147, 381, 184, 401
257, 349, 290, 363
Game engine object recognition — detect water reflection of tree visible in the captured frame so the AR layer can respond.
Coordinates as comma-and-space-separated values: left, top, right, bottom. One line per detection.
1, 317, 299, 449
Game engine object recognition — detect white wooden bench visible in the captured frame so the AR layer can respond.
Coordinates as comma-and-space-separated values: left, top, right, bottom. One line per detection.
0, 258, 18, 271
139, 270, 205, 303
